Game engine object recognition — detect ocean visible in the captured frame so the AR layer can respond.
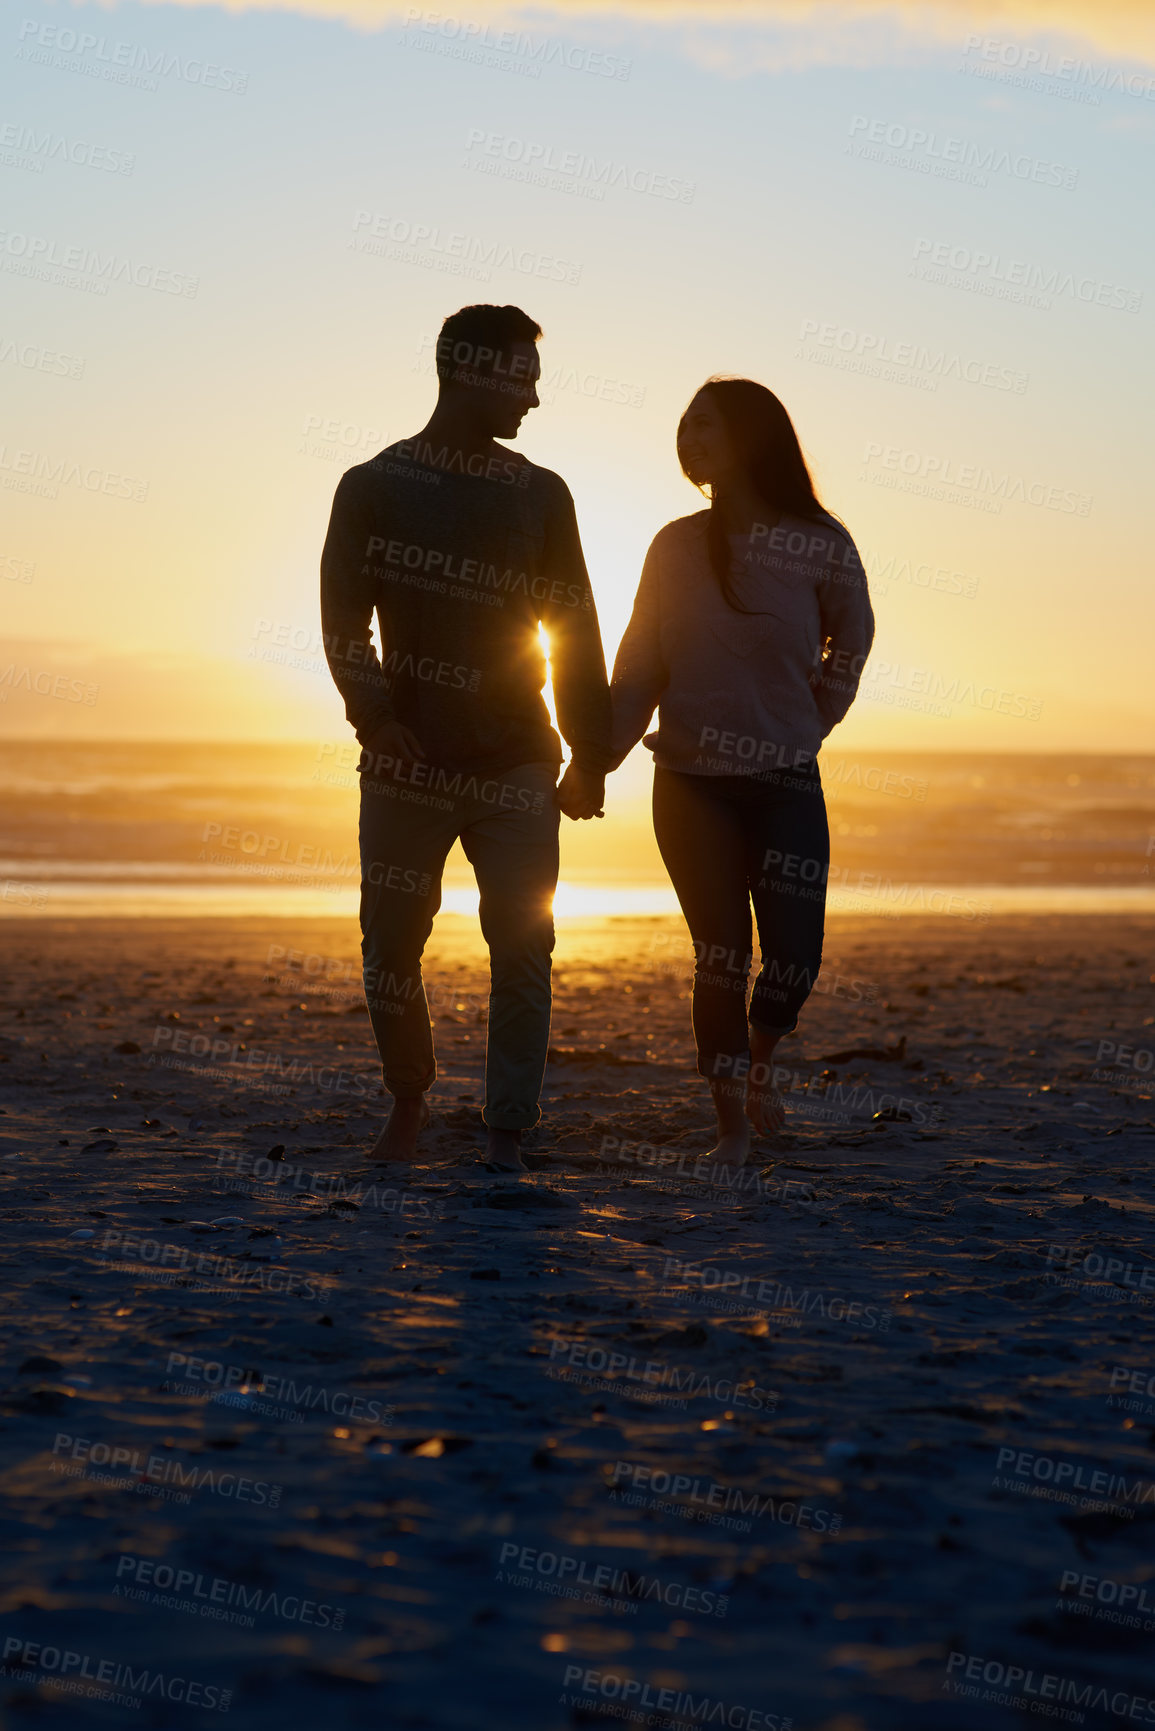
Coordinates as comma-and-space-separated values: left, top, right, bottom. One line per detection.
1, 742, 1153, 919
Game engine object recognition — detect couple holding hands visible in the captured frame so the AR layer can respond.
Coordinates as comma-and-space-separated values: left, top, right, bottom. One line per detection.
320, 302, 873, 1173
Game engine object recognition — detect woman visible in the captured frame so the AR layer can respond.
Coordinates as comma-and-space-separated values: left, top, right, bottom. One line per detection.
610, 378, 874, 1168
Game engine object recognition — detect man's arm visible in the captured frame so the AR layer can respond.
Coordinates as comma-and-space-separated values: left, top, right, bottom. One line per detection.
320, 468, 426, 771
319, 469, 397, 747
538, 477, 613, 815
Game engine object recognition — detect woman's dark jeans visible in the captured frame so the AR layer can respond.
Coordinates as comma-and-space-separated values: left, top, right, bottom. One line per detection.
652, 764, 829, 1085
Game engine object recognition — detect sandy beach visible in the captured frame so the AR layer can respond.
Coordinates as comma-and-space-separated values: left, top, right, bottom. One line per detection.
1, 910, 1152, 1728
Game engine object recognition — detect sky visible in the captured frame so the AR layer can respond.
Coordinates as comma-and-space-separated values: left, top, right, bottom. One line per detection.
2, 0, 1152, 752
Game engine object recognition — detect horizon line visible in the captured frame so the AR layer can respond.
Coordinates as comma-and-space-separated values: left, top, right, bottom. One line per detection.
2, 740, 1154, 759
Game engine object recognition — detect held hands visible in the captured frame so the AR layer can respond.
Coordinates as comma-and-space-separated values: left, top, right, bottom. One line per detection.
556, 764, 605, 821
360, 719, 427, 778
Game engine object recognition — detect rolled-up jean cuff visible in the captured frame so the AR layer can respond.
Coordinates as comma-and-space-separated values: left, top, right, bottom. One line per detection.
749, 1015, 795, 1037
697, 1049, 751, 1084
483, 1107, 541, 1132
384, 1073, 434, 1099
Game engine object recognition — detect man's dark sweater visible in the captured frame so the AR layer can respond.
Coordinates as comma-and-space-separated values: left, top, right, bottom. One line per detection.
320, 437, 612, 777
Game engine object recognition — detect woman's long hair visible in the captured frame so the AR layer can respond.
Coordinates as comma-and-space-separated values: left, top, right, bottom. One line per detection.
677, 377, 834, 612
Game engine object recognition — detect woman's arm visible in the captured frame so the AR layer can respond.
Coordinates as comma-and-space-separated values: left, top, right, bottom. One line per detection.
812, 528, 875, 736
607, 533, 669, 770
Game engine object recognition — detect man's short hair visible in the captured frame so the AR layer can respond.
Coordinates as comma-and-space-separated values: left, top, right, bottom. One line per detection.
435, 304, 542, 382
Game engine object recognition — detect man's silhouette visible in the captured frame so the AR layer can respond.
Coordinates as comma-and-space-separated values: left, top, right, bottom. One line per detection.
321, 304, 611, 1170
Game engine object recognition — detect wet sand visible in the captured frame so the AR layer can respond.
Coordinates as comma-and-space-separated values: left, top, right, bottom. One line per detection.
0, 913, 1153, 1730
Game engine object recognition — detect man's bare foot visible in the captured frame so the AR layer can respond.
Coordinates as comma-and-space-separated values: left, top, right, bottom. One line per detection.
485, 1127, 527, 1172
370, 1096, 430, 1162
697, 1126, 753, 1174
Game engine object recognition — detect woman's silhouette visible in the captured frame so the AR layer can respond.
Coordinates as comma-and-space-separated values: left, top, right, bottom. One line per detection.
610, 378, 875, 1169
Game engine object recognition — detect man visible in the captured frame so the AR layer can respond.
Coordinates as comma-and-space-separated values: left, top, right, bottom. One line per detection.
320, 304, 611, 1172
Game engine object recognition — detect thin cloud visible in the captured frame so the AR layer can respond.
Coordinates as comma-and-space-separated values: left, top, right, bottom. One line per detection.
114, 0, 1155, 70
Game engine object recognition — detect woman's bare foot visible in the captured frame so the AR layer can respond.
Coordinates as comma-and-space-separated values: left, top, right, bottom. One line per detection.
485, 1127, 527, 1172
697, 1125, 753, 1173
701, 1073, 754, 1174
370, 1095, 430, 1162
747, 1082, 786, 1136
748, 1026, 786, 1135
